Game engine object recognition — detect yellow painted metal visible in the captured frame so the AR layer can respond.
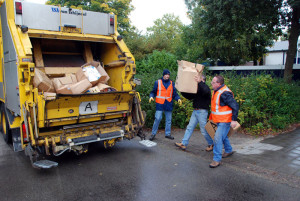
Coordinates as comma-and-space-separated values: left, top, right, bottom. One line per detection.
28, 29, 114, 43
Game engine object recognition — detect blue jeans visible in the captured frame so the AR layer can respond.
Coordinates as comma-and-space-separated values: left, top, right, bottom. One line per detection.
213, 122, 232, 162
151, 110, 172, 136
182, 109, 213, 146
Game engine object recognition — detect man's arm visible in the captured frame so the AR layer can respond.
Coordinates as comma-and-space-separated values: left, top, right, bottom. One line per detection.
220, 92, 239, 121
149, 80, 158, 98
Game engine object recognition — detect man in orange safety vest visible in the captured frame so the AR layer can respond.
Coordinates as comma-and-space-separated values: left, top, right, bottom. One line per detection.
149, 69, 182, 141
209, 75, 239, 168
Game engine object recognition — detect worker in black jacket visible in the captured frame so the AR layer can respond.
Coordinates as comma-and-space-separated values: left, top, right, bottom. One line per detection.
175, 74, 213, 151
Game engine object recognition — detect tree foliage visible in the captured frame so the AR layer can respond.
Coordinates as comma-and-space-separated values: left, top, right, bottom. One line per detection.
46, 0, 134, 36
183, 0, 283, 65
126, 14, 184, 61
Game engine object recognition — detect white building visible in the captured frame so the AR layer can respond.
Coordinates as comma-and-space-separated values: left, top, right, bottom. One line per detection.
264, 40, 300, 65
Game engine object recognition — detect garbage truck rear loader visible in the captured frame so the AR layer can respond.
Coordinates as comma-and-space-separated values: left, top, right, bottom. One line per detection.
0, 0, 145, 168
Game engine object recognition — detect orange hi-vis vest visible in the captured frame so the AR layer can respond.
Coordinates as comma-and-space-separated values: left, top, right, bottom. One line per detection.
210, 85, 233, 123
156, 79, 173, 104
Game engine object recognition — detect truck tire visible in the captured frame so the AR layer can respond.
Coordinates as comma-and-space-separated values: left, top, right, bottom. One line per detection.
1, 105, 12, 144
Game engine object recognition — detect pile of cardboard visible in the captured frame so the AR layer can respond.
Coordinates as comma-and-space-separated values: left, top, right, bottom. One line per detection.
33, 61, 115, 97
175, 60, 205, 94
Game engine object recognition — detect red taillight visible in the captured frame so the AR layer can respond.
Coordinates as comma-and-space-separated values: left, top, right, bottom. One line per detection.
15, 2, 22, 14
122, 113, 127, 117
22, 123, 28, 142
110, 16, 114, 26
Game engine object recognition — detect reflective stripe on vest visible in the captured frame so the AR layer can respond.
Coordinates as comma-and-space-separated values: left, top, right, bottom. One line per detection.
156, 80, 173, 104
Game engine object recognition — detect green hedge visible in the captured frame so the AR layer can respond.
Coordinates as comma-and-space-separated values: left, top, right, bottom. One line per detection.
135, 51, 300, 135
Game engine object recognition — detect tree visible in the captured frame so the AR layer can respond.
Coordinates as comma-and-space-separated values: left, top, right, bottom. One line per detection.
46, 0, 134, 36
184, 0, 283, 65
283, 0, 300, 83
146, 14, 184, 54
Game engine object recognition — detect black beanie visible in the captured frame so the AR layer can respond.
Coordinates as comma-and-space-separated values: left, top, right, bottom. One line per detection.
163, 69, 170, 76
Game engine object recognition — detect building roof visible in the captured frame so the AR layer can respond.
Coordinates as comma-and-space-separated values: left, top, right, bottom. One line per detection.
267, 41, 289, 52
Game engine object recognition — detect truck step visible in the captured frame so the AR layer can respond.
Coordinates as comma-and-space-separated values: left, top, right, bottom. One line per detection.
33, 160, 58, 169
139, 140, 157, 148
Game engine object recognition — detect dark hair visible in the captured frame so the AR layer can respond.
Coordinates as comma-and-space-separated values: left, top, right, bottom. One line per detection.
215, 75, 224, 85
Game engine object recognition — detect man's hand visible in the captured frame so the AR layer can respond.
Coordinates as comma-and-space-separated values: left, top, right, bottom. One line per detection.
149, 97, 154, 103
178, 99, 182, 106
231, 121, 238, 128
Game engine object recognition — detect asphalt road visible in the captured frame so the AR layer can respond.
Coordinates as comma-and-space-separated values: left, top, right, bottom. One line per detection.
0, 132, 299, 201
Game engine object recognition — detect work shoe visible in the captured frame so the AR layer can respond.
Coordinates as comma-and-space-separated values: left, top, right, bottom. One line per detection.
175, 142, 186, 150
165, 135, 174, 140
222, 151, 234, 158
209, 160, 221, 168
205, 145, 214, 152
149, 135, 155, 141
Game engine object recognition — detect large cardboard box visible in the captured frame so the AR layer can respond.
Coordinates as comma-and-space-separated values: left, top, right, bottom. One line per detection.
52, 74, 77, 90
33, 68, 55, 92
175, 60, 204, 94
205, 120, 241, 139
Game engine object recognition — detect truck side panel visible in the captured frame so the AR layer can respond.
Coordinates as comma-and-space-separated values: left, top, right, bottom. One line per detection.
0, 2, 20, 115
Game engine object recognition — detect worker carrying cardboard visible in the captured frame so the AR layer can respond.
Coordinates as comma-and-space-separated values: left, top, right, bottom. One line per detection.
209, 75, 239, 168
149, 69, 182, 141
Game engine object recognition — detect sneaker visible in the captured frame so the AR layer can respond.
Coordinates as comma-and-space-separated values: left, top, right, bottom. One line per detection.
149, 135, 155, 141
175, 142, 186, 150
222, 151, 234, 158
165, 135, 174, 140
205, 145, 214, 152
209, 160, 221, 168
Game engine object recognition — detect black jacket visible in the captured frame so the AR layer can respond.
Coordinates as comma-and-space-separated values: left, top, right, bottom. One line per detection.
181, 81, 211, 110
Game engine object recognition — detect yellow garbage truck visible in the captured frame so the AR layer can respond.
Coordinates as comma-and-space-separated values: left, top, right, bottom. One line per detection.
0, 0, 146, 168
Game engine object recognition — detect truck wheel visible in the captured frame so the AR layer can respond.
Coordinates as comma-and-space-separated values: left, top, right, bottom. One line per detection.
1, 107, 11, 144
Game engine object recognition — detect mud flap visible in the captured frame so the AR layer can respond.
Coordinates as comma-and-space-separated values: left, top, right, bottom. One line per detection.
12, 128, 22, 152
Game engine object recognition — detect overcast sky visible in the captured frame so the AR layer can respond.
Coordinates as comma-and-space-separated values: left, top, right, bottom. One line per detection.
25, 0, 191, 33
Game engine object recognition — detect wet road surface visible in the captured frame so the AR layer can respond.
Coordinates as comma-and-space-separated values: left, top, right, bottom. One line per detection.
0, 130, 300, 201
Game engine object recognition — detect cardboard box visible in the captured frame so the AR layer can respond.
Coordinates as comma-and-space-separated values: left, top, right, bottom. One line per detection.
97, 64, 110, 84
76, 65, 101, 86
97, 83, 116, 92
175, 60, 202, 94
52, 74, 77, 90
81, 61, 110, 84
205, 120, 241, 139
33, 68, 55, 92
70, 79, 92, 94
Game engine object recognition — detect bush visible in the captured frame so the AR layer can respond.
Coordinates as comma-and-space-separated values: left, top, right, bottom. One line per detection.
135, 51, 300, 135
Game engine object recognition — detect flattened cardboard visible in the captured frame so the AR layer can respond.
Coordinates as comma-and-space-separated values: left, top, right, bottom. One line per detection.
43, 92, 56, 100
56, 85, 72, 94
205, 120, 241, 139
70, 79, 92, 94
33, 68, 55, 92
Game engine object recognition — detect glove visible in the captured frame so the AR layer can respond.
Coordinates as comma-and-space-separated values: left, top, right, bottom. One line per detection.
149, 97, 154, 103
178, 99, 182, 106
